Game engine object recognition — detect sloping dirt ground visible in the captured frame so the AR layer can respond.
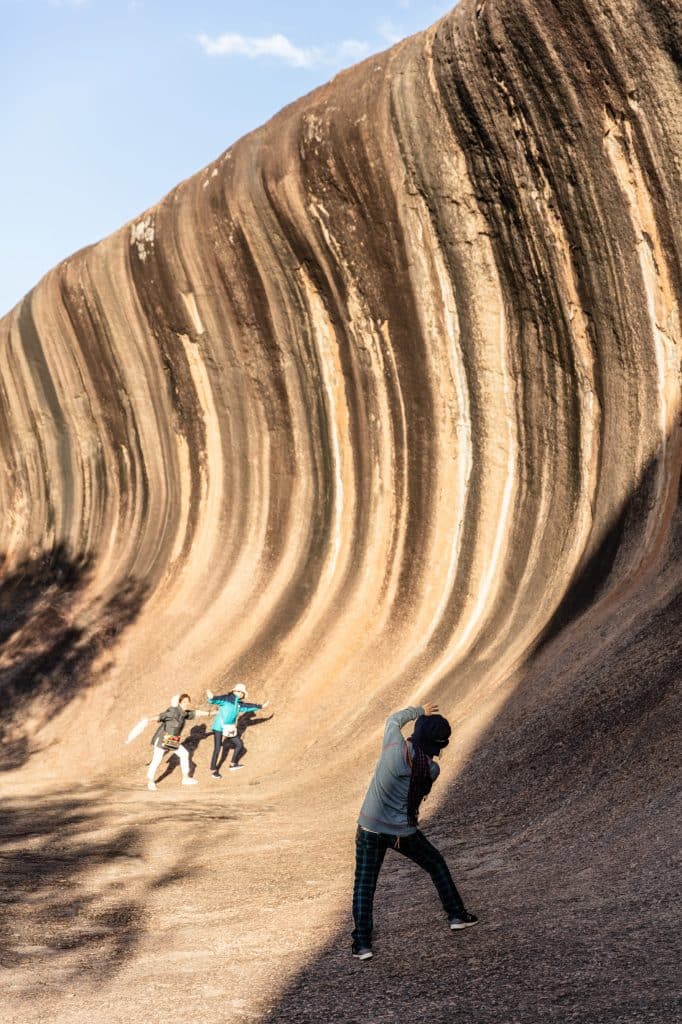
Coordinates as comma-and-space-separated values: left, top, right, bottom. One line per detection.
2, 555, 679, 1024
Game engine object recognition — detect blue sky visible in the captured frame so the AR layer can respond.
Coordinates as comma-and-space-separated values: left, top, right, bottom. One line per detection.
1, 0, 455, 316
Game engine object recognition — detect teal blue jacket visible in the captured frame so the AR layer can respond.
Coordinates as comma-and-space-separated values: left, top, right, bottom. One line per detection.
209, 693, 262, 733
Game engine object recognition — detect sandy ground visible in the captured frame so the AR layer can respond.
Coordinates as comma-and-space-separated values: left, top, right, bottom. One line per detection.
2, 697, 679, 1024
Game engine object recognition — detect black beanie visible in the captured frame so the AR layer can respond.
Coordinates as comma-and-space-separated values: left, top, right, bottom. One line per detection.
411, 714, 451, 757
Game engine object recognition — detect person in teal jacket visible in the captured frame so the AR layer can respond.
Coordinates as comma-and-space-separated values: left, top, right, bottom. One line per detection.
206, 683, 270, 777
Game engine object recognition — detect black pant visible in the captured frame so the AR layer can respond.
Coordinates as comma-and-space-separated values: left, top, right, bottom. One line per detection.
210, 730, 245, 770
352, 826, 465, 947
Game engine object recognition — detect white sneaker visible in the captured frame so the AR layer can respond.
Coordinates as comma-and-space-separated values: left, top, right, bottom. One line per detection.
147, 781, 157, 791
181, 777, 198, 786
229, 765, 244, 771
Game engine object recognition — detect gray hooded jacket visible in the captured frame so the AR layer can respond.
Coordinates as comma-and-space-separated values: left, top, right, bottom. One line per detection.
357, 706, 439, 837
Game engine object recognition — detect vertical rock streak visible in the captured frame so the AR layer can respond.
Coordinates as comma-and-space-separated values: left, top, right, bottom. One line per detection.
0, 0, 679, 760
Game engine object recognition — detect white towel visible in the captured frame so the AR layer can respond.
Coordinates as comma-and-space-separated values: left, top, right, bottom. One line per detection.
125, 717, 149, 744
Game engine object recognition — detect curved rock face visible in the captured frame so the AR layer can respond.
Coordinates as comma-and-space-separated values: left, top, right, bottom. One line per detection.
0, 0, 679, 782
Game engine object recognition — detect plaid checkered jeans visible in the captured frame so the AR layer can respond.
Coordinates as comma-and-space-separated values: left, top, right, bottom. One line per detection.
352, 826, 465, 947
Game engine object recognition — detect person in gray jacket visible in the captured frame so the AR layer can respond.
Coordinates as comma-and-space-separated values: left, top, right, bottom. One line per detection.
352, 702, 477, 960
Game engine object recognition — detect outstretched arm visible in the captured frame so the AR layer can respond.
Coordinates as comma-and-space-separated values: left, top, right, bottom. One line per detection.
206, 689, 230, 706
239, 700, 269, 714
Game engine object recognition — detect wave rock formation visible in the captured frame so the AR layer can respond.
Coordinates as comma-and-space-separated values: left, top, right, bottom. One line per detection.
1, 1, 681, 1019
1, 0, 680, 775
1, 0, 680, 806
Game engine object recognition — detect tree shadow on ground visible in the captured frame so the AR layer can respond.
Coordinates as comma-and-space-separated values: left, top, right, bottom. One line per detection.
0, 544, 147, 771
0, 790, 190, 991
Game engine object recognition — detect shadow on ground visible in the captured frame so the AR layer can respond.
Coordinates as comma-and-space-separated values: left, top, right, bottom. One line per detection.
0, 543, 146, 770
0, 791, 183, 988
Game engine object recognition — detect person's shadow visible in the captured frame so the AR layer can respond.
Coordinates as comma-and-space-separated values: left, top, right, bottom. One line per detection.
217, 712, 274, 771
156, 723, 208, 783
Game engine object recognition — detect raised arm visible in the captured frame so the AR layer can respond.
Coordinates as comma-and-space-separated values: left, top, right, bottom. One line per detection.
383, 706, 423, 742
383, 701, 438, 742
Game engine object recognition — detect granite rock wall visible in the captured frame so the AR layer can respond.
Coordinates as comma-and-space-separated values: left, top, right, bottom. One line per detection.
0, 0, 679, 775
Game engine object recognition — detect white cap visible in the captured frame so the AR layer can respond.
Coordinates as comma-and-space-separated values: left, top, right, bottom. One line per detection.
232, 683, 247, 697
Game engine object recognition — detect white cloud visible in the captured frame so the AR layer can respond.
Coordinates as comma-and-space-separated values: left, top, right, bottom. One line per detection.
48, 0, 88, 7
378, 19, 405, 44
335, 39, 374, 62
197, 32, 371, 70
197, 32, 317, 67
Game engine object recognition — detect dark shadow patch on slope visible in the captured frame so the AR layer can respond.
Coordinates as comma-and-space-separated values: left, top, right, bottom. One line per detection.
0, 790, 198, 991
535, 456, 662, 652
0, 544, 147, 770
0, 794, 144, 983
640, 0, 682, 75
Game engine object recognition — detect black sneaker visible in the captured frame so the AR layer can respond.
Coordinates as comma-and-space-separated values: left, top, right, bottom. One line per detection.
210, 771, 222, 779
229, 764, 244, 771
449, 910, 478, 930
352, 943, 373, 960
